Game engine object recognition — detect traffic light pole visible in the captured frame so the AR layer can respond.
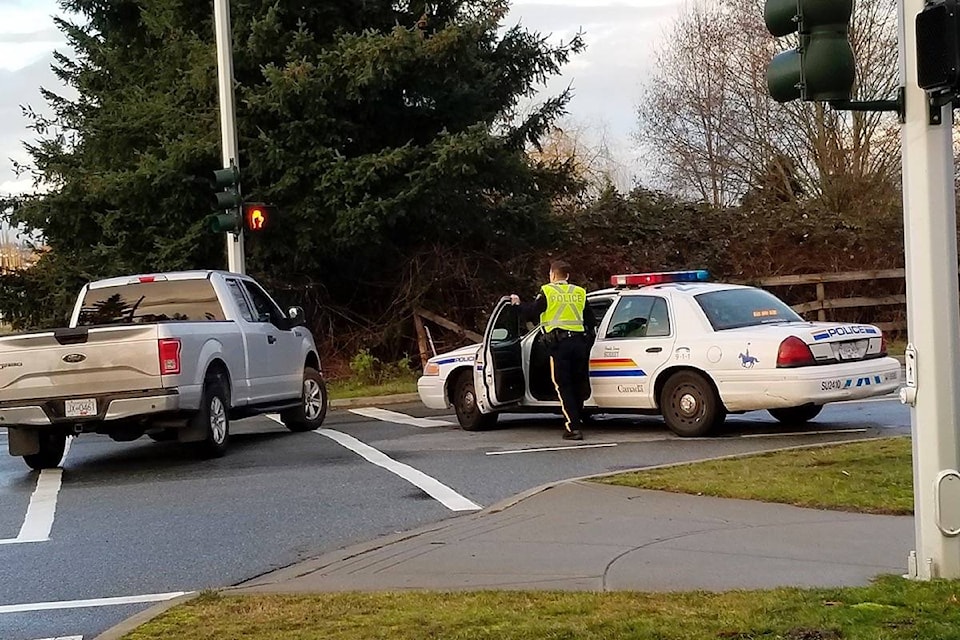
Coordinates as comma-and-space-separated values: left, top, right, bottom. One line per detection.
899, 0, 960, 580
214, 0, 245, 274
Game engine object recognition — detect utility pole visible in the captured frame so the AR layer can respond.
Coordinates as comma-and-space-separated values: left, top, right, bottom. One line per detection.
899, 0, 960, 580
213, 0, 245, 274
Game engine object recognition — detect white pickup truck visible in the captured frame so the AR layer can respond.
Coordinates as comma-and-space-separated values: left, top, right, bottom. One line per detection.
0, 270, 327, 470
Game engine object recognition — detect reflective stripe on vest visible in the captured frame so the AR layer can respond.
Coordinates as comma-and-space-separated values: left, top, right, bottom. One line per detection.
540, 283, 586, 332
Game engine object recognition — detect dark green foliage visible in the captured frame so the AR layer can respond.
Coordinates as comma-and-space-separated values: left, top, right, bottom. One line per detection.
0, 0, 584, 338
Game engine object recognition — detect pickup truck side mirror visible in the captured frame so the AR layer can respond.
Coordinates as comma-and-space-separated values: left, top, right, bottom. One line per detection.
287, 306, 306, 328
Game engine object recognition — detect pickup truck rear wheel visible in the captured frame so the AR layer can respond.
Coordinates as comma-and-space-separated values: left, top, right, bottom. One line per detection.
281, 367, 328, 432
193, 379, 230, 458
454, 374, 498, 431
23, 432, 67, 471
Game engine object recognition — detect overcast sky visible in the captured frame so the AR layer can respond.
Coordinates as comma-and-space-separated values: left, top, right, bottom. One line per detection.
0, 0, 683, 204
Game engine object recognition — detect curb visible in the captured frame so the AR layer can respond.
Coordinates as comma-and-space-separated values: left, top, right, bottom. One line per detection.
329, 392, 420, 409
93, 433, 906, 637
93, 592, 200, 640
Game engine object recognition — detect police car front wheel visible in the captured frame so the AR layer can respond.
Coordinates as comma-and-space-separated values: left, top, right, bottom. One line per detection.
453, 374, 498, 431
661, 371, 725, 437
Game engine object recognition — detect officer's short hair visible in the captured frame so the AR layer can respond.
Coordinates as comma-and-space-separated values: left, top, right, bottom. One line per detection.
550, 260, 571, 279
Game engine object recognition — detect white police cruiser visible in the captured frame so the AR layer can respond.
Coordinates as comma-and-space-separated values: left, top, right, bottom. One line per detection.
417, 270, 902, 437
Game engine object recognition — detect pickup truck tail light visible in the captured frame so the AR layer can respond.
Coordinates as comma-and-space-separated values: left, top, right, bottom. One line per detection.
159, 338, 182, 375
776, 336, 815, 368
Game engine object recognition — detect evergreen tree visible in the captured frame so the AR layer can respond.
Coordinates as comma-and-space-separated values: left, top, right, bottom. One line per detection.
1, 0, 584, 330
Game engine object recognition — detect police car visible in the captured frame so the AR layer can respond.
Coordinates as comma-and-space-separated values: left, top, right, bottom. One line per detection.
417, 270, 902, 437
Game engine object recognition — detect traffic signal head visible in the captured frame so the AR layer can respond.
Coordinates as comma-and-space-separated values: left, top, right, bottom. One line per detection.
764, 0, 855, 103
210, 211, 241, 233
917, 0, 960, 95
213, 165, 242, 212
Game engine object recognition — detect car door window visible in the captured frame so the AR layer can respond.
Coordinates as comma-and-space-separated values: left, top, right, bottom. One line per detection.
645, 297, 671, 337
225, 279, 256, 322
587, 297, 615, 332
241, 281, 284, 326
490, 303, 521, 343
605, 296, 660, 339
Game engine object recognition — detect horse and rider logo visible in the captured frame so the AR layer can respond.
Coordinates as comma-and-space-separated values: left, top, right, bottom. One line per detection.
739, 345, 759, 368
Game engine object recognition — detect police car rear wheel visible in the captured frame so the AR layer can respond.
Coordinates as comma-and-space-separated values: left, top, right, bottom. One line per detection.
661, 371, 724, 437
768, 404, 822, 424
454, 374, 498, 431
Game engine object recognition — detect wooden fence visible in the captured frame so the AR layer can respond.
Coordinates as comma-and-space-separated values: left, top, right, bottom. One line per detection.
412, 268, 913, 365
731, 268, 908, 332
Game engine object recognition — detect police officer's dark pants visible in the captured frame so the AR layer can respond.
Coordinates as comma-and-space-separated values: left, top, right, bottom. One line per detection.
549, 333, 590, 432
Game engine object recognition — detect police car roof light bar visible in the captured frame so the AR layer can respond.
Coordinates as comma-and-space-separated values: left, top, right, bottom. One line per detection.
610, 270, 710, 287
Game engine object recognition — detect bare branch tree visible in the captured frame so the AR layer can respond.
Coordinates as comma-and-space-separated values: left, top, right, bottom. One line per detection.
637, 0, 900, 210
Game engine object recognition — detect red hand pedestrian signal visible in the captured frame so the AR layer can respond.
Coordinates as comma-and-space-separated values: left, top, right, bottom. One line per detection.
243, 203, 269, 231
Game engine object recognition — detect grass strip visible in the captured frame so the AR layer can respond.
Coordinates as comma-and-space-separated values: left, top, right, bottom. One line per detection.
327, 378, 418, 400
126, 576, 960, 640
598, 437, 913, 515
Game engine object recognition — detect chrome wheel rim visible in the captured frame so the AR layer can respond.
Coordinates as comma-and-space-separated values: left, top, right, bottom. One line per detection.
679, 393, 698, 415
304, 379, 324, 421
462, 388, 476, 413
209, 396, 227, 444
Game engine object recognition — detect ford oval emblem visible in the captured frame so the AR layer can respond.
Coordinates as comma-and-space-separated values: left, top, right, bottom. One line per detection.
63, 353, 86, 364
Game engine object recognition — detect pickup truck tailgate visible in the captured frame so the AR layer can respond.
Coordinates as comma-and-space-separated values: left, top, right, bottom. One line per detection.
0, 325, 163, 403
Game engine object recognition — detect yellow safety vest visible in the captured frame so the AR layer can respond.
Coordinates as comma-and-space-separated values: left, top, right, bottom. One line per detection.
540, 282, 586, 333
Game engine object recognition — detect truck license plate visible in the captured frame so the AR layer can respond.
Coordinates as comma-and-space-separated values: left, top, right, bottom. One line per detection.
65, 398, 97, 418
838, 342, 860, 360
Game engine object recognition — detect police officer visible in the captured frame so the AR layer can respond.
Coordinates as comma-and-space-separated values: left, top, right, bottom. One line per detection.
511, 259, 596, 440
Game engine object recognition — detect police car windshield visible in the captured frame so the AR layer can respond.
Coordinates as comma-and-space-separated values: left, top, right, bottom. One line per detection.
694, 288, 802, 331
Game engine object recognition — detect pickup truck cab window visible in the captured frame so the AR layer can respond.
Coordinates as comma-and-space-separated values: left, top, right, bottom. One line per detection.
225, 279, 256, 322
77, 280, 226, 327
241, 280, 285, 326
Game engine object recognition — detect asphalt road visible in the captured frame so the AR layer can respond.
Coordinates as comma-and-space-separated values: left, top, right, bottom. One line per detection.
0, 396, 910, 640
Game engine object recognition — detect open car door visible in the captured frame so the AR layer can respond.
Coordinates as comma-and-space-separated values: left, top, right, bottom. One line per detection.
478, 298, 525, 409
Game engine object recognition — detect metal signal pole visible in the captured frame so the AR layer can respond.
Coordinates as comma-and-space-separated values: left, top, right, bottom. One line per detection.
214, 0, 245, 274
899, 0, 960, 580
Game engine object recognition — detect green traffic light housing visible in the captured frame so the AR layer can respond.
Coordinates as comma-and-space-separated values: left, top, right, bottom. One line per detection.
764, 0, 855, 103
211, 163, 242, 233
209, 211, 241, 233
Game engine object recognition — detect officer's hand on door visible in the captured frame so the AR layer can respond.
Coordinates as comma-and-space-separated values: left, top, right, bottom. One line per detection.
510, 294, 520, 305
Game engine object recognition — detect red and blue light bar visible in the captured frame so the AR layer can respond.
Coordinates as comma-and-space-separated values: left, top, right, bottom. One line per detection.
610, 270, 710, 287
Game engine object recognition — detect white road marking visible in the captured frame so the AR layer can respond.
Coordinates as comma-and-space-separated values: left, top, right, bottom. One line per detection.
349, 407, 453, 428
318, 427, 481, 511
740, 428, 868, 439
31, 636, 83, 640
268, 415, 480, 511
0, 592, 190, 614
0, 437, 72, 545
486, 443, 619, 456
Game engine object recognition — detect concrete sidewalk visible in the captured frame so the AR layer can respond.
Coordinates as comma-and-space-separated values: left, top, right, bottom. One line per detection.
235, 480, 913, 594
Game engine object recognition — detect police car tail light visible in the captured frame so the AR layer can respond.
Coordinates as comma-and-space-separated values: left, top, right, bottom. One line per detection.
610, 270, 710, 287
879, 334, 888, 356
777, 336, 815, 368
423, 362, 441, 376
